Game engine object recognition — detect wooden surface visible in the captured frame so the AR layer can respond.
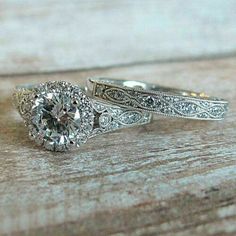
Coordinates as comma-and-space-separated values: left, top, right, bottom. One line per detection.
0, 57, 236, 235
0, 1, 236, 235
1, 0, 236, 74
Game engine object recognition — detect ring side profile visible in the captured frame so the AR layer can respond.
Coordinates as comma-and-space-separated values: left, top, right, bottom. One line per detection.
13, 81, 152, 151
87, 78, 229, 121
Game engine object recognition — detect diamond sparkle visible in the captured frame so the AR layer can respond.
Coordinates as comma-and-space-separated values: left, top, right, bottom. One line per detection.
29, 81, 94, 151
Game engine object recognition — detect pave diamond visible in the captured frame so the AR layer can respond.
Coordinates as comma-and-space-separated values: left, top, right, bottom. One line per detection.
119, 111, 143, 124
29, 81, 94, 151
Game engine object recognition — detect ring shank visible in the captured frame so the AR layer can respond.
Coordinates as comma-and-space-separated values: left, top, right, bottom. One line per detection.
87, 77, 228, 120
88, 78, 222, 100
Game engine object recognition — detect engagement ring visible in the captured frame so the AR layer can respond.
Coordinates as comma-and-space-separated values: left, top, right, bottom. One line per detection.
13, 81, 152, 151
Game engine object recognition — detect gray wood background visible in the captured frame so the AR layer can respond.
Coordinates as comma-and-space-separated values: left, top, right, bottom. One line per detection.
1, 0, 236, 74
0, 1, 235, 236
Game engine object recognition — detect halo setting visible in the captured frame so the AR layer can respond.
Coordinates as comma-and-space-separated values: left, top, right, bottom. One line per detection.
29, 81, 94, 151
13, 80, 152, 152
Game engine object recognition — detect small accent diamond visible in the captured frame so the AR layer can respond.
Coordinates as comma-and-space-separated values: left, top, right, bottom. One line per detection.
99, 113, 112, 128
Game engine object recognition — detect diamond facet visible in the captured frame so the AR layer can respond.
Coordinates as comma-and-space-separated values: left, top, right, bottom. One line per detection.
29, 81, 94, 151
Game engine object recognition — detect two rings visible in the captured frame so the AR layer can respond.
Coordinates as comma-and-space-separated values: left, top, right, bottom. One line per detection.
13, 78, 229, 151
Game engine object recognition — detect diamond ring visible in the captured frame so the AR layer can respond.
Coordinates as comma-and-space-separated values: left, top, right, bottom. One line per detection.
13, 81, 152, 151
87, 78, 229, 120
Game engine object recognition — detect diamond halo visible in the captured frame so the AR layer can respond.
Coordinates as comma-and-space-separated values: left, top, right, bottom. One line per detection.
13, 80, 153, 152
28, 81, 94, 151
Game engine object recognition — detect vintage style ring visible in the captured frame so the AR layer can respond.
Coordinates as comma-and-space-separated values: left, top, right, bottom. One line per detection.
87, 78, 229, 120
13, 81, 152, 151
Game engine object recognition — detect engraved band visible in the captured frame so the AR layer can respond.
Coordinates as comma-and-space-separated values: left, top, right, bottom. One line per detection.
87, 78, 229, 120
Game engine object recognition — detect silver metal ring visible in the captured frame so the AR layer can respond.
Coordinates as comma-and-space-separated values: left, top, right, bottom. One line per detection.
13, 81, 152, 152
87, 78, 229, 121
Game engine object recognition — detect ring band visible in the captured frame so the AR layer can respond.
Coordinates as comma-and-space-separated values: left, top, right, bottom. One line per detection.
87, 78, 229, 121
13, 81, 152, 151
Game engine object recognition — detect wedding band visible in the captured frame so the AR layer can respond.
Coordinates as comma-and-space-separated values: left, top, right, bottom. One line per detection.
87, 78, 229, 120
13, 81, 152, 152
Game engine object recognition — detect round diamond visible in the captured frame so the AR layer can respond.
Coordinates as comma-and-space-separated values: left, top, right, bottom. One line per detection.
29, 81, 94, 151
145, 96, 155, 107
99, 113, 112, 128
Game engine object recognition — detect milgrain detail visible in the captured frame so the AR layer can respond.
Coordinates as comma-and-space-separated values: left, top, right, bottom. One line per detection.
93, 83, 228, 120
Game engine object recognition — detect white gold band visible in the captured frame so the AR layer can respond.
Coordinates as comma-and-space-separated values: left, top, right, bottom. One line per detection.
87, 78, 229, 121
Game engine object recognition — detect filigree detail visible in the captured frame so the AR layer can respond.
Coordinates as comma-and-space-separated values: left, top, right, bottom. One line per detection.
91, 101, 151, 137
94, 84, 228, 120
13, 88, 35, 123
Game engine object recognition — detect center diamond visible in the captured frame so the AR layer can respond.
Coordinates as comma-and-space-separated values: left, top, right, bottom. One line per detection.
29, 81, 94, 151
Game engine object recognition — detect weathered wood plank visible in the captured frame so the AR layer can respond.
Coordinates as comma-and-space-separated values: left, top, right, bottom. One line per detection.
0, 58, 236, 235
1, 0, 236, 74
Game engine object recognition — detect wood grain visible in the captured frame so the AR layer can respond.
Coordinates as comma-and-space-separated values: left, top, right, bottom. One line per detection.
0, 57, 235, 235
1, 0, 236, 75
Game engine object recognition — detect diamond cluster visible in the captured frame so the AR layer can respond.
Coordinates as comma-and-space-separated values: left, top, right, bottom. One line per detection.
28, 81, 94, 151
